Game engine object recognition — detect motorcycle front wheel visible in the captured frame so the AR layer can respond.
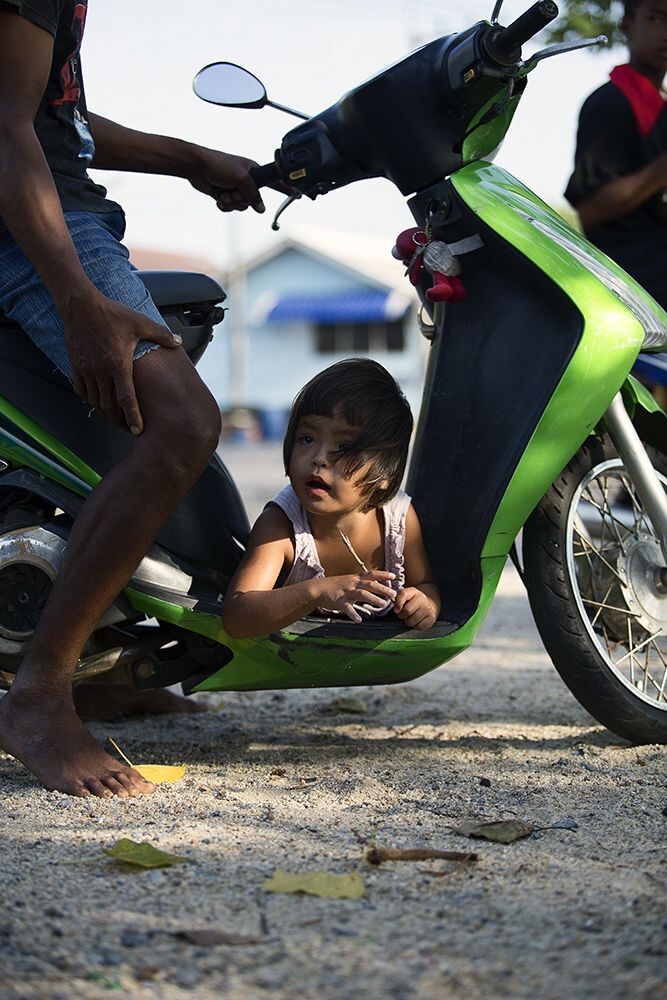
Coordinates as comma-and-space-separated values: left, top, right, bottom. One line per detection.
523, 434, 667, 744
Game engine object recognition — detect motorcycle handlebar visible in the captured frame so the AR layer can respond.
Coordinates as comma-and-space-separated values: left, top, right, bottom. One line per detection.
249, 161, 282, 188
487, 1, 559, 63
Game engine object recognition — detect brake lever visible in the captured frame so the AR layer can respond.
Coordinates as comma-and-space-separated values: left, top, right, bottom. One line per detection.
519, 34, 608, 74
271, 191, 303, 231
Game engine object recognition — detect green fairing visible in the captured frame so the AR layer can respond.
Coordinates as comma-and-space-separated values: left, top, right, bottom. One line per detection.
461, 94, 521, 164
451, 163, 648, 559
622, 374, 667, 418
0, 393, 99, 494
127, 556, 506, 691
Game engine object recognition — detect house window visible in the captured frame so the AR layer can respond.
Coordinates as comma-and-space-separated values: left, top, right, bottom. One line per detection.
314, 320, 405, 354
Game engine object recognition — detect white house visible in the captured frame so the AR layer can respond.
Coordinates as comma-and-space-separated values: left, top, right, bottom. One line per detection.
196, 227, 428, 436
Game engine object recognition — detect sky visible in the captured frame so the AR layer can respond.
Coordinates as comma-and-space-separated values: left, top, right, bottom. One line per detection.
82, 0, 621, 272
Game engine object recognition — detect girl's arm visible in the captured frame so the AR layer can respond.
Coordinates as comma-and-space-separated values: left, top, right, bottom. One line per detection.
222, 506, 396, 638
394, 505, 441, 630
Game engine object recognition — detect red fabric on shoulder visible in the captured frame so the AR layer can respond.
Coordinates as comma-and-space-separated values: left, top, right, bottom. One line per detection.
610, 64, 665, 137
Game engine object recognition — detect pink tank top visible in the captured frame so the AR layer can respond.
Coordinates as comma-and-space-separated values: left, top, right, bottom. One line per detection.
269, 484, 411, 618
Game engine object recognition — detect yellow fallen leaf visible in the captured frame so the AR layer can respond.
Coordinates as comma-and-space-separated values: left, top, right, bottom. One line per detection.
134, 764, 186, 784
104, 838, 189, 869
108, 738, 186, 784
263, 870, 365, 900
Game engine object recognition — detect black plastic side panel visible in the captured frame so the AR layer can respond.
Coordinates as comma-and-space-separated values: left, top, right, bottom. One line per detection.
406, 182, 583, 623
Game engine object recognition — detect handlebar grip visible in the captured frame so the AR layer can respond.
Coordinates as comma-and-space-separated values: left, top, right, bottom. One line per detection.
487, 1, 558, 63
249, 161, 282, 189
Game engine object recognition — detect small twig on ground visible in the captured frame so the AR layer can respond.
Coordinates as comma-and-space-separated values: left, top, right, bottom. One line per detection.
366, 846, 477, 866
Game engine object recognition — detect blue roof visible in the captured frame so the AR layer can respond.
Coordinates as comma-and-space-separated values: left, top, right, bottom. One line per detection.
265, 290, 406, 325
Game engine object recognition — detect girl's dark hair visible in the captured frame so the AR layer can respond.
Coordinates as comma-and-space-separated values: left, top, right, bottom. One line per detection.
283, 358, 413, 510
624, 1, 639, 15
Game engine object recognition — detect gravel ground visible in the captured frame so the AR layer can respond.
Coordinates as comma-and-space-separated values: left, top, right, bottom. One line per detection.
1, 445, 665, 1000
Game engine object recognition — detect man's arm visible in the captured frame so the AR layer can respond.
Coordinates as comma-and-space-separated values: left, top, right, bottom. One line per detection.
0, 11, 182, 431
576, 153, 667, 229
88, 114, 264, 213
567, 86, 667, 230
0, 11, 101, 322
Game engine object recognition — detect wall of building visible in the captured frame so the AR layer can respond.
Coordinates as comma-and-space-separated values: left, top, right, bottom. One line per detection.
197, 245, 428, 433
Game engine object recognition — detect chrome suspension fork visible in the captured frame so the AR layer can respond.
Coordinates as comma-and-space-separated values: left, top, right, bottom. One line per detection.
603, 392, 667, 567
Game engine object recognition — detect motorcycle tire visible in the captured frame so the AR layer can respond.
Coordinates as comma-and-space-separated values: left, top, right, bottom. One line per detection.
523, 433, 667, 745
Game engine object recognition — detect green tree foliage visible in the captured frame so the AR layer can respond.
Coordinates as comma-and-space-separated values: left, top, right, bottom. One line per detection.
544, 0, 625, 49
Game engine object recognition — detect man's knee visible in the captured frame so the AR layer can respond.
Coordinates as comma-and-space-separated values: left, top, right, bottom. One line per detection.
159, 385, 221, 470
136, 357, 221, 475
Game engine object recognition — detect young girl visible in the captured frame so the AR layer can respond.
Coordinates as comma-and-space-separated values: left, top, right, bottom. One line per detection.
223, 359, 441, 638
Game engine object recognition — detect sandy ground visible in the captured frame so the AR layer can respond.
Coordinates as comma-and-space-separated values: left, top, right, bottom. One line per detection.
0, 444, 665, 1000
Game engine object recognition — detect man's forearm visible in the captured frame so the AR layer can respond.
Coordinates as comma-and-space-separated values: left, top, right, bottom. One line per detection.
0, 121, 98, 314
577, 154, 667, 229
88, 114, 203, 178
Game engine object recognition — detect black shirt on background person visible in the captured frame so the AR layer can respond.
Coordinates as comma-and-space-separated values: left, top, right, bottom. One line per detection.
565, 0, 667, 310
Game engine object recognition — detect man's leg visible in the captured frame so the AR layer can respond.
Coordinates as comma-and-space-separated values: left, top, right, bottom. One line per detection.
0, 346, 221, 796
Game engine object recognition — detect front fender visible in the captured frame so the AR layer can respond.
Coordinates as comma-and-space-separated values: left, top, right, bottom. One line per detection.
620, 375, 667, 454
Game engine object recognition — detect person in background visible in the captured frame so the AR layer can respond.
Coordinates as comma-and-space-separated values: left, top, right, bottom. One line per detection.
565, 0, 667, 311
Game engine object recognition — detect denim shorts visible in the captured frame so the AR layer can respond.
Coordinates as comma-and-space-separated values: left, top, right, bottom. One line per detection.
0, 210, 165, 380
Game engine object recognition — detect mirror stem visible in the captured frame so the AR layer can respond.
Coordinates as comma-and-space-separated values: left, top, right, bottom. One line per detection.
267, 99, 310, 121
491, 0, 504, 23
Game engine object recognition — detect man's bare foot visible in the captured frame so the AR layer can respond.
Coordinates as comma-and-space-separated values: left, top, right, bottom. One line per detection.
73, 686, 207, 721
0, 683, 156, 798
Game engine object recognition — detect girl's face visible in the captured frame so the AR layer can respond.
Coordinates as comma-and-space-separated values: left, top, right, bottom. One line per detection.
288, 411, 372, 517
623, 1, 667, 80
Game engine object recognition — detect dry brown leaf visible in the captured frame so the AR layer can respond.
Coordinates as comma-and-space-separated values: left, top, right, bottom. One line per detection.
452, 820, 534, 844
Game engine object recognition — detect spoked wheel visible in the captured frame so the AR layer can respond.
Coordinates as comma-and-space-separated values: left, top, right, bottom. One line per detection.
523, 435, 667, 744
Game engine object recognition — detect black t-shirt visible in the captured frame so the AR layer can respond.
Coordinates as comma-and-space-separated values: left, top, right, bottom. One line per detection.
0, 0, 120, 232
565, 81, 667, 309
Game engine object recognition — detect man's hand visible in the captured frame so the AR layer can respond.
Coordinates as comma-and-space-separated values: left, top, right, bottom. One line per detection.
315, 570, 396, 624
63, 291, 182, 434
188, 148, 265, 214
394, 587, 438, 631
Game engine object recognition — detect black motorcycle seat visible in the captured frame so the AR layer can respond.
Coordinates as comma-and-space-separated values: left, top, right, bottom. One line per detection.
0, 270, 224, 330
134, 270, 225, 308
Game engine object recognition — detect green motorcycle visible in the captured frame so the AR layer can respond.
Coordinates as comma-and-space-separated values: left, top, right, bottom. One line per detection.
0, 1, 665, 743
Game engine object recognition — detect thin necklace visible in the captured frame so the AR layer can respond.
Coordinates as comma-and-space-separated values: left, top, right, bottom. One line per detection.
339, 530, 368, 572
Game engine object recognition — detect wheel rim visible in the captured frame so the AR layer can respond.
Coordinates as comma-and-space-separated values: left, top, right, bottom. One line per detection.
566, 457, 667, 712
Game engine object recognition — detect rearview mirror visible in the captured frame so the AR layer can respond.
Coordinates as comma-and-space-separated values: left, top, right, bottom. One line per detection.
193, 62, 267, 108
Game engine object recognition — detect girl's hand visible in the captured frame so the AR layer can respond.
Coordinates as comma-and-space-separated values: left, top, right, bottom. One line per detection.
394, 587, 438, 631
316, 571, 396, 624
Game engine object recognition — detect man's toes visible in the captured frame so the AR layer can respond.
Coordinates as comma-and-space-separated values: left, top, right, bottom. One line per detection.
118, 768, 155, 795
85, 777, 116, 798
101, 774, 130, 797
65, 780, 92, 798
